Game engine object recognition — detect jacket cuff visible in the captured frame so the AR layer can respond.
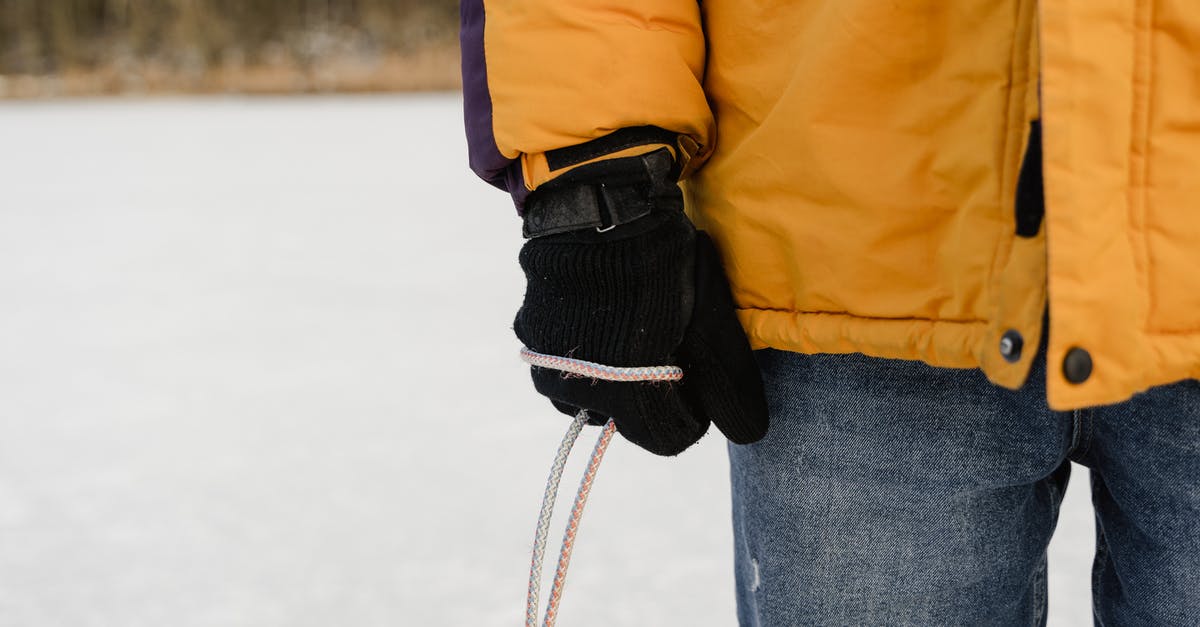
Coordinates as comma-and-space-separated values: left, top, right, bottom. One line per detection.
513, 125, 698, 207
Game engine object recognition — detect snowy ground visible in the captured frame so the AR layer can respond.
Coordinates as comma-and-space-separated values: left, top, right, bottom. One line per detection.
0, 95, 1095, 626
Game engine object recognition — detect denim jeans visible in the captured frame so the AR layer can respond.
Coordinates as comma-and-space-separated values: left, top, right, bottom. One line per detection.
729, 348, 1200, 626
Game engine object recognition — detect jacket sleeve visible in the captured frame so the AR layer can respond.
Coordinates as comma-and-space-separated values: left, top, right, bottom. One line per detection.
460, 0, 715, 208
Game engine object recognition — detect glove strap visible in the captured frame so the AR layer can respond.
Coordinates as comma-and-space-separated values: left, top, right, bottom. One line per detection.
521, 149, 676, 238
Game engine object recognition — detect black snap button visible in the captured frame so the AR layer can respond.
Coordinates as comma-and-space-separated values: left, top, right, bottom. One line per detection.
999, 330, 1024, 363
1063, 347, 1093, 384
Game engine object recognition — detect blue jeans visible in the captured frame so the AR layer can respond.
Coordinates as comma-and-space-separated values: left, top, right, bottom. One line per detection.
730, 348, 1200, 626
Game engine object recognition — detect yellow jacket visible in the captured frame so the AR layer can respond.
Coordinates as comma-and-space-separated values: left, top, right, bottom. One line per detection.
461, 0, 1200, 409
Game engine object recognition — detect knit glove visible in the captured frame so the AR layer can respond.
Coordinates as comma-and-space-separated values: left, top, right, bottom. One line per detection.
514, 150, 769, 456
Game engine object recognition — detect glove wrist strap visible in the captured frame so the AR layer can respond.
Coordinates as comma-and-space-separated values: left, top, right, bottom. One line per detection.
521, 149, 677, 238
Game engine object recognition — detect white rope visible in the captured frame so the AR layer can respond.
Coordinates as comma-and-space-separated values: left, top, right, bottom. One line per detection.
520, 347, 684, 383
526, 411, 588, 627
523, 346, 679, 626
541, 417, 616, 627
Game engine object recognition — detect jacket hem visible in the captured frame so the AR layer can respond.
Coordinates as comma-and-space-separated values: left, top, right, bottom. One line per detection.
736, 308, 987, 371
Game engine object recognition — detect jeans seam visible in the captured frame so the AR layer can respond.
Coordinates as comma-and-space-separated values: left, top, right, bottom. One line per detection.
1091, 478, 1110, 621
1033, 555, 1048, 626
1066, 409, 1082, 456
1093, 540, 1110, 618
1082, 408, 1095, 457
1034, 471, 1061, 627
1067, 408, 1095, 461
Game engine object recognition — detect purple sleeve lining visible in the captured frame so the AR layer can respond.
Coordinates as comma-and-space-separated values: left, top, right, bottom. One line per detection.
460, 0, 527, 208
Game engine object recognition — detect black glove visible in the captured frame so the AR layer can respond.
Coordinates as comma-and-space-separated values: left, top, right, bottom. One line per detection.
514, 150, 768, 456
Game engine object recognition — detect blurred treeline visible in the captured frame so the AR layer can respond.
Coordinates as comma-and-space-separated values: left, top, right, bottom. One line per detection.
0, 0, 461, 97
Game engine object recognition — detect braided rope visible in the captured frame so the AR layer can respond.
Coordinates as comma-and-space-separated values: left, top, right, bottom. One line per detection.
523, 347, 679, 626
541, 419, 617, 627
525, 412, 587, 627
520, 347, 684, 383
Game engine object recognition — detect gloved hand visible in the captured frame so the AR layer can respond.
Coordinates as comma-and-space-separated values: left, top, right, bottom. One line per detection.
514, 150, 768, 455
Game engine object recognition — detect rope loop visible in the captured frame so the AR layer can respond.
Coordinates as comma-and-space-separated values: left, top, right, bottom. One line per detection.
525, 412, 616, 627
520, 347, 683, 383
522, 346, 680, 626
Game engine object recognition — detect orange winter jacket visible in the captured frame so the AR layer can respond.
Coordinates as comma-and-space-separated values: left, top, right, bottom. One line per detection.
461, 0, 1200, 410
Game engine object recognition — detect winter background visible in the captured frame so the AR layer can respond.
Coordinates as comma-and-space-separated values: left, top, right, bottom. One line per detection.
1, 94, 1098, 627
1, 5, 1098, 624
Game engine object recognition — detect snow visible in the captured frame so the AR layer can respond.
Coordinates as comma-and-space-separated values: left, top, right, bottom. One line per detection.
0, 94, 1093, 626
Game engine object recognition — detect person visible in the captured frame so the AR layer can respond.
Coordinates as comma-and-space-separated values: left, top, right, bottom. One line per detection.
460, 2, 1200, 624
